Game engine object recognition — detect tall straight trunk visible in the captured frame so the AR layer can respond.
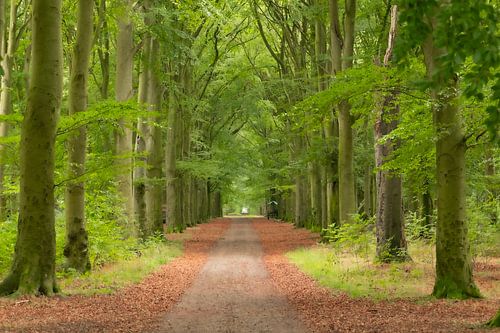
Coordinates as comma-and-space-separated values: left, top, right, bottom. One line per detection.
422, 13, 480, 299
374, 5, 408, 262
338, 100, 355, 223
363, 163, 372, 217
309, 161, 322, 227
97, 0, 110, 100
64, 0, 93, 273
134, 33, 151, 238
329, 0, 356, 224
165, 90, 179, 231
145, 38, 164, 234
0, 0, 17, 220
115, 0, 135, 231
375, 95, 408, 261
294, 135, 306, 227
0, 0, 62, 295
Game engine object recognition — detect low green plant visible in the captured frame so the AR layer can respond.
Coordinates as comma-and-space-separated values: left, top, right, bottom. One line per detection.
0, 217, 17, 277
287, 245, 431, 300
322, 214, 374, 259
405, 211, 435, 241
58, 237, 183, 295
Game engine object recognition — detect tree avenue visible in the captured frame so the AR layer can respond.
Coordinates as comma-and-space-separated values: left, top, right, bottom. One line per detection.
0, 1, 497, 324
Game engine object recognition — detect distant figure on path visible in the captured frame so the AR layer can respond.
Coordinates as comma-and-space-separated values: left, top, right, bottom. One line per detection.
267, 200, 278, 220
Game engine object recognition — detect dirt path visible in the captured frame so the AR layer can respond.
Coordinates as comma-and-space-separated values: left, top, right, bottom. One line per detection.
160, 218, 309, 333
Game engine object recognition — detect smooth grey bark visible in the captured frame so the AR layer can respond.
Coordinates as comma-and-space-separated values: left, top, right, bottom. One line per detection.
134, 30, 151, 238
64, 0, 94, 273
329, 0, 357, 224
0, 0, 62, 296
115, 0, 135, 232
145, 38, 164, 234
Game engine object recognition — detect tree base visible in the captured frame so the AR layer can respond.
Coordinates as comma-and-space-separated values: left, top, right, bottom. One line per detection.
0, 272, 59, 297
432, 278, 482, 299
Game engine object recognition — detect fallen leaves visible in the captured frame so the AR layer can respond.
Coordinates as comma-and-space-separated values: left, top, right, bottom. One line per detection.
0, 219, 230, 333
252, 218, 500, 333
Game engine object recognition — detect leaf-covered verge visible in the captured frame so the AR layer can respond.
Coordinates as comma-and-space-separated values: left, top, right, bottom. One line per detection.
253, 218, 499, 333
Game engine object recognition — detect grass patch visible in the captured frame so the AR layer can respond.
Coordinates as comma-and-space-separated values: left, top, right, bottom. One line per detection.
58, 239, 183, 295
287, 240, 500, 301
287, 241, 436, 301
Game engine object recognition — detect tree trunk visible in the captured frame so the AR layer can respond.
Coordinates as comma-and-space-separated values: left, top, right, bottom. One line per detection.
363, 163, 372, 217
422, 22, 480, 299
338, 100, 355, 223
329, 0, 357, 224
0, 0, 62, 295
97, 0, 110, 100
0, 0, 17, 221
64, 0, 93, 273
375, 95, 408, 261
134, 31, 151, 239
145, 38, 164, 234
374, 5, 408, 263
115, 0, 135, 232
165, 90, 179, 231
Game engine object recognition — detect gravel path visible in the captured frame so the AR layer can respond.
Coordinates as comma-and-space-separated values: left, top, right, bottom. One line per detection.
160, 218, 309, 333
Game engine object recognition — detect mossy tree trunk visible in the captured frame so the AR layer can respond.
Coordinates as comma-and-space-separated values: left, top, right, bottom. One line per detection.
422, 14, 480, 299
0, 0, 62, 296
64, 0, 94, 273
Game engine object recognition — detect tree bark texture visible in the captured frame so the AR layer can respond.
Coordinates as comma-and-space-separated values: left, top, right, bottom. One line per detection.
329, 0, 357, 224
422, 10, 480, 298
134, 31, 151, 239
115, 0, 135, 232
165, 90, 179, 231
145, 38, 164, 234
374, 5, 408, 262
0, 0, 62, 295
375, 95, 408, 261
64, 0, 94, 273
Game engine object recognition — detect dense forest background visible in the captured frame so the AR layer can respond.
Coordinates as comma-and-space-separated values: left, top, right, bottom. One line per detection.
0, 0, 497, 319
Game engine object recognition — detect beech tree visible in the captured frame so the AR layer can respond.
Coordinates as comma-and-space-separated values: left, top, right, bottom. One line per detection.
0, 0, 62, 295
374, 5, 408, 262
64, 0, 94, 273
399, 0, 499, 298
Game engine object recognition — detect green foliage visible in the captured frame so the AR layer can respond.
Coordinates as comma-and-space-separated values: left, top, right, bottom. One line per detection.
467, 199, 500, 260
58, 237, 182, 295
322, 215, 374, 259
405, 212, 435, 241
0, 219, 17, 277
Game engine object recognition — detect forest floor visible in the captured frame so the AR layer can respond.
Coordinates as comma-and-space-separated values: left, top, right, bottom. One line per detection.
0, 217, 498, 332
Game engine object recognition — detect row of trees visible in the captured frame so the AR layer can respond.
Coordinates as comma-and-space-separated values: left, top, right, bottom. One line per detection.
248, 0, 498, 300
0, 0, 498, 311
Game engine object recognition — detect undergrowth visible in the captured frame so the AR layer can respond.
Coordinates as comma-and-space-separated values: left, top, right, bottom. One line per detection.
288, 211, 499, 301
58, 237, 182, 295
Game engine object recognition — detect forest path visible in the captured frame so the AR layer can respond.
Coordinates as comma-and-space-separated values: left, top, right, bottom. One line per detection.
160, 218, 309, 333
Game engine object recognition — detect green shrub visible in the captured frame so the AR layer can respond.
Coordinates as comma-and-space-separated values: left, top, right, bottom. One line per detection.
0, 217, 17, 277
322, 214, 374, 259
